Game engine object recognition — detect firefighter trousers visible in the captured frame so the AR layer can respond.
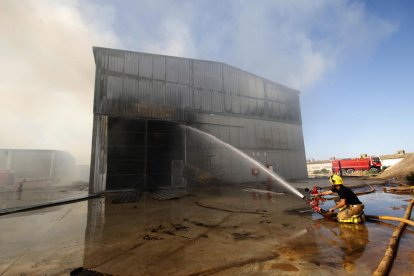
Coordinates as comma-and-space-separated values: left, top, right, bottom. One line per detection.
337, 204, 364, 222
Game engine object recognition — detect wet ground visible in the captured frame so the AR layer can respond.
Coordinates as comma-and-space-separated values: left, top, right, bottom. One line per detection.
0, 178, 413, 275
0, 182, 88, 210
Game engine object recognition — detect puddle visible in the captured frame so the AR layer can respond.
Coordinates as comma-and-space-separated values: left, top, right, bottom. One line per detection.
0, 183, 413, 275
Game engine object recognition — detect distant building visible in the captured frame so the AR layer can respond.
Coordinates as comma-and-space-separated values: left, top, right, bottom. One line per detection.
379, 153, 406, 169
0, 149, 75, 185
90, 47, 307, 193
306, 160, 332, 177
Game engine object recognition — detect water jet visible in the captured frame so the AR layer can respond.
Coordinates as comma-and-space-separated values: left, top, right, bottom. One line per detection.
183, 125, 305, 199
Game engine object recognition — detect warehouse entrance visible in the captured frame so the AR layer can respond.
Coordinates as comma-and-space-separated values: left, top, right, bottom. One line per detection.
106, 117, 185, 191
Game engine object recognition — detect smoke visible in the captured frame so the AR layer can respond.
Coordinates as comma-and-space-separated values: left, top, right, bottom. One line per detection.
0, 0, 396, 165
216, 0, 397, 89
0, 0, 119, 164
112, 0, 396, 90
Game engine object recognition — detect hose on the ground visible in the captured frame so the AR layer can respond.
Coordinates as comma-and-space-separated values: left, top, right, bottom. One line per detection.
366, 215, 414, 227
371, 199, 414, 276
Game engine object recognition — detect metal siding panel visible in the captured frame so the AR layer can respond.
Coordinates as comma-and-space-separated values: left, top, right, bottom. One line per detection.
229, 127, 240, 148
248, 98, 257, 116
166, 57, 190, 84
219, 125, 230, 144
96, 50, 303, 124
280, 103, 288, 120
124, 53, 139, 75
289, 152, 296, 179
247, 74, 257, 98
101, 52, 109, 70
241, 97, 249, 115
238, 71, 249, 97
266, 84, 279, 101
269, 102, 280, 119
230, 150, 242, 182
286, 125, 294, 149
108, 54, 124, 73
139, 53, 153, 78
280, 151, 288, 178
264, 123, 273, 148
123, 77, 139, 101
212, 91, 223, 113
201, 90, 212, 112
290, 103, 300, 122
207, 124, 220, 139
231, 95, 240, 114
247, 120, 256, 147
220, 150, 230, 176
280, 124, 288, 149
166, 83, 179, 106
193, 60, 223, 91
224, 94, 232, 112
280, 91, 288, 102
138, 79, 152, 102
181, 85, 191, 108
153, 55, 166, 80
152, 81, 165, 105
298, 127, 305, 150
266, 102, 274, 118
223, 65, 239, 95
272, 124, 280, 148
106, 75, 123, 100
257, 100, 265, 117
240, 123, 248, 148
255, 78, 265, 98
194, 88, 202, 109
256, 121, 265, 148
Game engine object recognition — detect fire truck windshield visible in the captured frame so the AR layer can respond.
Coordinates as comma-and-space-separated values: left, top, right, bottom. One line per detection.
372, 157, 380, 162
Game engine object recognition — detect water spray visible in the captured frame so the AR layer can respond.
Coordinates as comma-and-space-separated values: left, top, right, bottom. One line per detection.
183, 125, 305, 199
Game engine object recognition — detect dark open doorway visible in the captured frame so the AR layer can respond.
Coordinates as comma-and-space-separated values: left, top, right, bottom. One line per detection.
106, 117, 184, 191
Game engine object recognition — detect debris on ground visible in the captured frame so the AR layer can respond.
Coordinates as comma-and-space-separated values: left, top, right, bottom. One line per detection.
151, 188, 189, 200
383, 186, 414, 194
70, 267, 111, 276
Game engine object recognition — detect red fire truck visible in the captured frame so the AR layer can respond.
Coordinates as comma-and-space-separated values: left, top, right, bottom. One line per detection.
332, 156, 382, 174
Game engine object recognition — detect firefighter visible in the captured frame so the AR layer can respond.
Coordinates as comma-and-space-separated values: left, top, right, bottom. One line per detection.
315, 175, 365, 223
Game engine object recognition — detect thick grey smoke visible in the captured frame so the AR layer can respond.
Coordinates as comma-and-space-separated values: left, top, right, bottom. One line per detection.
112, 0, 396, 90
0, 0, 396, 165
0, 0, 119, 164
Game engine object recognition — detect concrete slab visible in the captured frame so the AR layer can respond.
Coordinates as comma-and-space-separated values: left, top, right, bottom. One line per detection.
0, 181, 413, 275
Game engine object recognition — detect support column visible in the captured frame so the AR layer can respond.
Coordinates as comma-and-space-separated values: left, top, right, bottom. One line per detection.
89, 114, 108, 193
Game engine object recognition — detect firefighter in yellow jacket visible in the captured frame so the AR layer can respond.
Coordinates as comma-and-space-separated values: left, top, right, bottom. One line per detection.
316, 175, 365, 223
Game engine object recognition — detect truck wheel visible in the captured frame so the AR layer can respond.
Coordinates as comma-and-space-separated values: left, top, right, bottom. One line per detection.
347, 169, 354, 174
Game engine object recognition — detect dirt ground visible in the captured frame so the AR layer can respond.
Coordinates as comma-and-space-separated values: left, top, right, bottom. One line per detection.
379, 153, 414, 180
0, 179, 413, 275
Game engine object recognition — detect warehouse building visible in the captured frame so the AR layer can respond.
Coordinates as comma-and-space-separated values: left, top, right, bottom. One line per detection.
90, 47, 307, 193
0, 149, 75, 186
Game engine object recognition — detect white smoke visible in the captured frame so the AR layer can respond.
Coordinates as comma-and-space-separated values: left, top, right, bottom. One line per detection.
0, 0, 120, 164
0, 0, 397, 165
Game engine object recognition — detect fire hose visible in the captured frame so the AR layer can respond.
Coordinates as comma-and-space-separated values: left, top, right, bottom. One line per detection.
302, 186, 414, 275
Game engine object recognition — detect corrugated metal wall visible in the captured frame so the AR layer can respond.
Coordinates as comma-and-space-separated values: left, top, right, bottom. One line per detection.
92, 47, 301, 124
90, 47, 307, 192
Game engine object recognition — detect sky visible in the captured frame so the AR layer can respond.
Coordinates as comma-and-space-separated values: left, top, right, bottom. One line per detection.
1, 0, 413, 164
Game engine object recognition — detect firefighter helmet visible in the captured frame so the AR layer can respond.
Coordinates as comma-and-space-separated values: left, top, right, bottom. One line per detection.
330, 175, 343, 185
